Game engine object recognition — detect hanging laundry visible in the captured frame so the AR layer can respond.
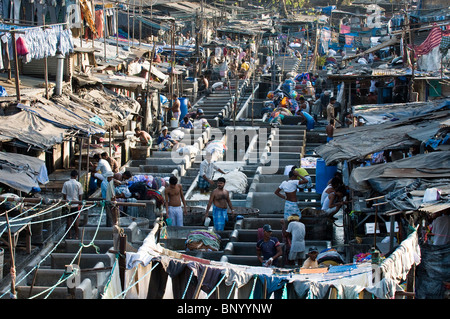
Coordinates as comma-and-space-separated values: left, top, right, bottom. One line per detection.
66, 0, 82, 29
440, 36, 450, 55
410, 27, 448, 57
80, 0, 97, 36
16, 36, 29, 56
340, 25, 350, 34
95, 9, 104, 39
344, 35, 354, 46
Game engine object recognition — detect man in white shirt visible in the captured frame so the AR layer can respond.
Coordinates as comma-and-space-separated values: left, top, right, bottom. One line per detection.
92, 153, 113, 181
281, 213, 306, 267
198, 152, 226, 194
274, 171, 308, 220
61, 170, 84, 239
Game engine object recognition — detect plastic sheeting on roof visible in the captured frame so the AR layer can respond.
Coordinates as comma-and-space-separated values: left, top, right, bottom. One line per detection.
0, 111, 66, 149
0, 151, 49, 193
348, 151, 450, 193
17, 102, 106, 136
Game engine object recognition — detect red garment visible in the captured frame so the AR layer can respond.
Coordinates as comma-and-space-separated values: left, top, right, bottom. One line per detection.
16, 37, 29, 56
95, 9, 104, 39
410, 26, 450, 57
413, 27, 442, 56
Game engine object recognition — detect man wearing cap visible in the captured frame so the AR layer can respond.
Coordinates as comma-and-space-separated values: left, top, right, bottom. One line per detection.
256, 224, 283, 267
187, 108, 204, 120
198, 152, 226, 194
302, 247, 319, 269
156, 126, 177, 151
281, 214, 306, 267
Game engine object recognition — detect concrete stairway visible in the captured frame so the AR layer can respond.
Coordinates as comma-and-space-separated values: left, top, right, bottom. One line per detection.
14, 215, 150, 299
220, 217, 331, 267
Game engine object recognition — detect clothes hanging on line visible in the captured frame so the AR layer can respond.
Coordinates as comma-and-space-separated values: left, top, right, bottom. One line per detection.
0, 24, 74, 61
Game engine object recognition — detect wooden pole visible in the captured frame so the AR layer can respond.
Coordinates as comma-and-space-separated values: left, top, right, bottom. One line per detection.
194, 267, 208, 299
11, 29, 21, 101
86, 135, 91, 195
78, 137, 84, 187
103, 0, 107, 61
43, 14, 49, 99
5, 212, 17, 298
119, 232, 127, 291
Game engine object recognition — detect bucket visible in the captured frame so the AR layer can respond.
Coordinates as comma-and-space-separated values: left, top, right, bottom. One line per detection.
170, 118, 179, 128
178, 97, 189, 120
0, 248, 3, 280
315, 158, 337, 194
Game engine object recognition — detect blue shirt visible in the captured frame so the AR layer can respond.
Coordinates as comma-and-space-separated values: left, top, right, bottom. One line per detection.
156, 134, 173, 145
180, 121, 193, 129
256, 237, 280, 264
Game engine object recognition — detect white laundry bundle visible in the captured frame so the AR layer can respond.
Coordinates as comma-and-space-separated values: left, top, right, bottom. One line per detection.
177, 145, 200, 157
170, 128, 185, 141
223, 169, 248, 194
205, 140, 225, 160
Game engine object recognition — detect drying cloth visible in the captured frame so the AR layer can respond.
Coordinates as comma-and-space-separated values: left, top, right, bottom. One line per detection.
410, 27, 450, 57
186, 229, 221, 251
364, 277, 404, 299
222, 267, 253, 289
15, 36, 28, 56
284, 200, 302, 220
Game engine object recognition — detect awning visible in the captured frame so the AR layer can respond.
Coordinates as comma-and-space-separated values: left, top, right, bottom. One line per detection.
17, 102, 106, 135
349, 151, 450, 193
0, 111, 66, 149
0, 151, 49, 193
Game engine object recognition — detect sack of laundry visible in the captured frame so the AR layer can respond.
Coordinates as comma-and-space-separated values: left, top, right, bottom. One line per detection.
185, 229, 221, 251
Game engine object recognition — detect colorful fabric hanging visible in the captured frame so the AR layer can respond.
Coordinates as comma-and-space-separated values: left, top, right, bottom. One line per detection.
16, 36, 29, 56
340, 25, 350, 34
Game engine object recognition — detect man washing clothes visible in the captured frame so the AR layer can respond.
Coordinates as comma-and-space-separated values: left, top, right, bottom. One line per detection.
275, 171, 308, 220
198, 151, 226, 194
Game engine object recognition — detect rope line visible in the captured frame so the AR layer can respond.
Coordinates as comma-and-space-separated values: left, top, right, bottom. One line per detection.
31, 204, 105, 299
0, 203, 96, 299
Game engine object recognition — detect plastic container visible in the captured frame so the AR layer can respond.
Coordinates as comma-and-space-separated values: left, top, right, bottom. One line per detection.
170, 118, 179, 128
178, 97, 189, 120
315, 158, 337, 194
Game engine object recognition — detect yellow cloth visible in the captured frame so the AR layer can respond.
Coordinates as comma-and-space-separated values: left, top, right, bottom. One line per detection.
295, 167, 309, 177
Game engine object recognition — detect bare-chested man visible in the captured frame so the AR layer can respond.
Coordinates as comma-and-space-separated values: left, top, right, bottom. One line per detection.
171, 94, 181, 121
134, 127, 152, 147
205, 177, 235, 231
326, 119, 335, 143
164, 175, 187, 226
